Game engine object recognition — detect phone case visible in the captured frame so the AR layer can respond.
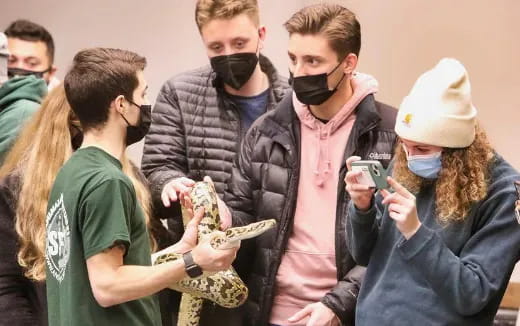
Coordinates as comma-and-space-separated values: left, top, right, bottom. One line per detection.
351, 160, 389, 189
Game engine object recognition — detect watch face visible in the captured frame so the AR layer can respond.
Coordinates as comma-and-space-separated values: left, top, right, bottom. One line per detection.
186, 264, 203, 278
183, 251, 203, 278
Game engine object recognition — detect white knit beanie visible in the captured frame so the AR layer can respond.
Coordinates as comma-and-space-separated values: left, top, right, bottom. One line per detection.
395, 58, 477, 148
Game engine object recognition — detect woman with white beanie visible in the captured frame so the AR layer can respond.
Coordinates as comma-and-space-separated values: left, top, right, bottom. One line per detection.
344, 58, 520, 325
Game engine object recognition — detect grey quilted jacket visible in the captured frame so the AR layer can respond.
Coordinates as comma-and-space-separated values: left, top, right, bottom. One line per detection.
141, 54, 290, 228
141, 55, 289, 326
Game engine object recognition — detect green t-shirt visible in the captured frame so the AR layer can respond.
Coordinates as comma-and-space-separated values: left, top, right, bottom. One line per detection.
45, 147, 161, 326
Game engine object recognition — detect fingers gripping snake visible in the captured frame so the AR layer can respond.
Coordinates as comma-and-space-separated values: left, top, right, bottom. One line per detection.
152, 181, 276, 326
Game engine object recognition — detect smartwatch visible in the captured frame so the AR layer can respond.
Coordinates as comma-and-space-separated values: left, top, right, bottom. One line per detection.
182, 251, 203, 278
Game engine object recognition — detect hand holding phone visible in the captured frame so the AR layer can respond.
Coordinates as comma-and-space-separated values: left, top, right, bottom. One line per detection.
345, 157, 379, 212
351, 160, 389, 189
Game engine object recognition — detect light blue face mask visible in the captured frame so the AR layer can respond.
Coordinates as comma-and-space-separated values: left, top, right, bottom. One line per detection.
405, 148, 442, 179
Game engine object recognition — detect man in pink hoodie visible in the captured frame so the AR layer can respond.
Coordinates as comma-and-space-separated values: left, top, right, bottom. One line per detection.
224, 3, 397, 326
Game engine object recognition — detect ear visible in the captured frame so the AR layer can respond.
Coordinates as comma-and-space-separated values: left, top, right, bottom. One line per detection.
48, 65, 57, 78
43, 65, 58, 84
342, 53, 358, 75
258, 25, 266, 51
112, 95, 126, 115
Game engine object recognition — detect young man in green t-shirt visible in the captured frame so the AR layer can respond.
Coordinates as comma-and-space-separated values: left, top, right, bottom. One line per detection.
45, 48, 238, 326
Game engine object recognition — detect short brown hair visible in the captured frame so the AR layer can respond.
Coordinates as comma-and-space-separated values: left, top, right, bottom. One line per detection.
195, 0, 260, 31
64, 48, 146, 131
284, 3, 361, 59
5, 19, 55, 63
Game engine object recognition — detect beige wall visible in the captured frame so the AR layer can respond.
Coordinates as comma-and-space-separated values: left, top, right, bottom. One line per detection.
2, 0, 520, 286
307, 0, 520, 168
3, 0, 519, 167
1, 0, 304, 161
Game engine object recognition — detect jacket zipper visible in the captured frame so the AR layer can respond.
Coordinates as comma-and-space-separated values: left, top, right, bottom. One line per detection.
261, 140, 300, 325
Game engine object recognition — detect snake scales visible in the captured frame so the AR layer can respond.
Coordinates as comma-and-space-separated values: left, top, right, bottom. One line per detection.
152, 181, 276, 326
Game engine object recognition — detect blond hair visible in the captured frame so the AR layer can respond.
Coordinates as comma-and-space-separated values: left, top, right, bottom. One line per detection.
0, 85, 154, 281
195, 0, 260, 31
392, 124, 494, 223
284, 3, 361, 59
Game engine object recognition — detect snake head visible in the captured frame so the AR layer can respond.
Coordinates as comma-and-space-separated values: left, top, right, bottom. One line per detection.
203, 179, 217, 195
183, 181, 221, 235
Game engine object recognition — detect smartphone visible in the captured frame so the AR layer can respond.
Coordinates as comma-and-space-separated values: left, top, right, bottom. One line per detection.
351, 160, 389, 189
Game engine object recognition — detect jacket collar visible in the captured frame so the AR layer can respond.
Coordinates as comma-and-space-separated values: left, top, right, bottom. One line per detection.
264, 92, 382, 140
353, 94, 381, 132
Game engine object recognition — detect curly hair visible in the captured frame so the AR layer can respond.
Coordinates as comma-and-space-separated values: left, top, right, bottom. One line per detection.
392, 123, 494, 223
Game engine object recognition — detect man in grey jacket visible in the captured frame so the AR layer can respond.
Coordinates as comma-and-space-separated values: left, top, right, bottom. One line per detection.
141, 0, 289, 325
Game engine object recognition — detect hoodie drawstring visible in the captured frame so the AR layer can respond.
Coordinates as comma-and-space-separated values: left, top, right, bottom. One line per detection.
314, 122, 321, 177
324, 122, 333, 176
314, 121, 334, 187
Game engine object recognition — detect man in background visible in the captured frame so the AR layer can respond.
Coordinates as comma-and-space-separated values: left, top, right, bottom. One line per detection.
141, 1, 290, 324
0, 31, 46, 162
5, 19, 59, 88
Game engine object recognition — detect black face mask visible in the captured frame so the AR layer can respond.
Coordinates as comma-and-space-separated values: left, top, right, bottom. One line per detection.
210, 52, 259, 90
120, 99, 152, 146
8, 67, 51, 79
289, 60, 346, 106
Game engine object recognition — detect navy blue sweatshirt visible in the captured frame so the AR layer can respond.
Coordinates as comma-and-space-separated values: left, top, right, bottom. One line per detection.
347, 155, 520, 325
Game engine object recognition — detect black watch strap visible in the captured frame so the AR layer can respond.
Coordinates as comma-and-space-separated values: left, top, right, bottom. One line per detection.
182, 251, 203, 278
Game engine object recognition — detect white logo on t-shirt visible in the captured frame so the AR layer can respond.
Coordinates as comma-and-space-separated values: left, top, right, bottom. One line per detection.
46, 193, 71, 283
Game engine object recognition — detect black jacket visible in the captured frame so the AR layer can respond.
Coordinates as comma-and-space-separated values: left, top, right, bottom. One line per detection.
141, 55, 290, 326
141, 55, 290, 227
0, 174, 47, 326
225, 93, 398, 326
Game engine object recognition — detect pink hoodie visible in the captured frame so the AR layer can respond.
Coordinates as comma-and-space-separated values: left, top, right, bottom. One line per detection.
269, 73, 378, 325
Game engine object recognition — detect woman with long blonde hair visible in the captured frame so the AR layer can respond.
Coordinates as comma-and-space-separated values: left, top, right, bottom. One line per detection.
345, 58, 520, 325
0, 84, 155, 326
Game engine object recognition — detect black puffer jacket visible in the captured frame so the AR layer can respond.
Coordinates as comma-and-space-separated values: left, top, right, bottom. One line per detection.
141, 55, 290, 225
141, 55, 290, 326
225, 93, 398, 326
